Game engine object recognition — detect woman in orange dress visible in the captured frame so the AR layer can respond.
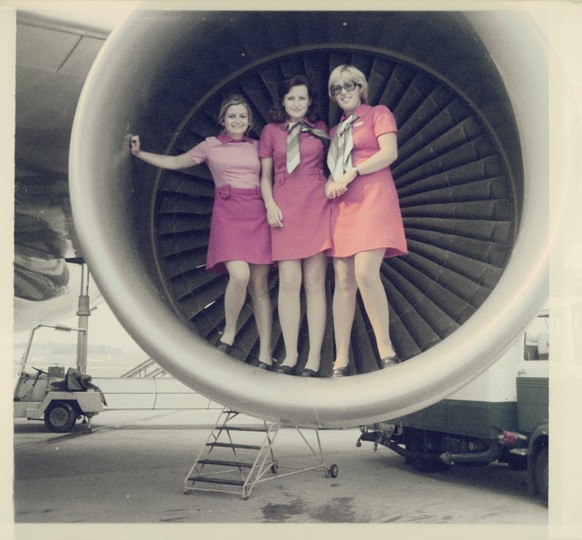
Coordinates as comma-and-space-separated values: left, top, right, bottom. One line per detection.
326, 65, 408, 377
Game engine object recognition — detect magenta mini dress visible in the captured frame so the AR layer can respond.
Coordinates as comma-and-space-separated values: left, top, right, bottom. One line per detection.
187, 134, 271, 272
327, 104, 408, 259
259, 119, 332, 261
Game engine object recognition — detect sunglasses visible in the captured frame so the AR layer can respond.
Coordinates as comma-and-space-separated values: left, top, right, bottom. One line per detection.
330, 81, 360, 96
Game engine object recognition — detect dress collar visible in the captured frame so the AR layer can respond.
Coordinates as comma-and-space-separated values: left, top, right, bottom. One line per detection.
281, 117, 317, 131
340, 103, 371, 123
216, 133, 252, 144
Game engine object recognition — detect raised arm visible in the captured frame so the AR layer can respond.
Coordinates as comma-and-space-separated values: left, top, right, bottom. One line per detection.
130, 135, 194, 170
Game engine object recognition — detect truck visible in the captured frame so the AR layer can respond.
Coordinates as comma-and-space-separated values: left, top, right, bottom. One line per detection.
357, 309, 549, 502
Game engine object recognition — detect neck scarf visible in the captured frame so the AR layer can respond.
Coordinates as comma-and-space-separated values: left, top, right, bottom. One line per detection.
327, 114, 358, 180
285, 122, 330, 173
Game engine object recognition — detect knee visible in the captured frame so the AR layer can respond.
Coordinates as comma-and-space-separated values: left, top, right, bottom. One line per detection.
334, 272, 357, 295
355, 266, 380, 291
249, 281, 269, 303
228, 267, 251, 290
303, 273, 325, 296
279, 271, 302, 294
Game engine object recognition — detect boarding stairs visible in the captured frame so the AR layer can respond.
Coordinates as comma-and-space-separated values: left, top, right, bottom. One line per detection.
184, 407, 338, 499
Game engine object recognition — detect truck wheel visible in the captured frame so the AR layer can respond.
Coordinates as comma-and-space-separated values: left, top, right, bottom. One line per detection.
44, 401, 77, 433
506, 452, 528, 471
408, 431, 450, 473
534, 446, 549, 503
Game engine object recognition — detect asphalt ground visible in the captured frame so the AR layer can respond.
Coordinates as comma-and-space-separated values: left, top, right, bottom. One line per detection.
8, 408, 550, 540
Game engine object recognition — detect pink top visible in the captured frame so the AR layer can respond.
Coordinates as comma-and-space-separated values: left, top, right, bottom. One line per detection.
259, 119, 328, 176
330, 104, 398, 165
187, 134, 260, 189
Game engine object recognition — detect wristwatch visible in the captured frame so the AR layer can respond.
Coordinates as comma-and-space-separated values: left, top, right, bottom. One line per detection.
354, 167, 361, 177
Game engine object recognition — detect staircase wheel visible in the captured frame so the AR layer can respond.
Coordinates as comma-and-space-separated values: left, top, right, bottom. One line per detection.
327, 464, 339, 478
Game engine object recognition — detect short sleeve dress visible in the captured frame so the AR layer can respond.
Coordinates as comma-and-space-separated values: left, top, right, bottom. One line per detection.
259, 119, 332, 261
187, 134, 271, 272
327, 104, 408, 259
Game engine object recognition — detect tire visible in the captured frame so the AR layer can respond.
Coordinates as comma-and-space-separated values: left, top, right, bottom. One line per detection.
408, 431, 450, 473
328, 464, 339, 478
534, 446, 549, 503
506, 452, 528, 471
44, 401, 77, 433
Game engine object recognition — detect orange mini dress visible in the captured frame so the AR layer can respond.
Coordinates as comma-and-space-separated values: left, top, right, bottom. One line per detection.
327, 104, 407, 259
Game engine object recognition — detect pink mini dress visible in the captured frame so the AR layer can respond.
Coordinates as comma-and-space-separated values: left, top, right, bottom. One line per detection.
187, 134, 271, 272
259, 119, 332, 261
327, 104, 408, 259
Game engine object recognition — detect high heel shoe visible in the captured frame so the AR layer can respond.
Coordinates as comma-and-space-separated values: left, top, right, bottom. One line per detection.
274, 364, 296, 375
331, 366, 349, 378
256, 360, 273, 371
381, 354, 400, 369
216, 341, 232, 355
298, 368, 319, 378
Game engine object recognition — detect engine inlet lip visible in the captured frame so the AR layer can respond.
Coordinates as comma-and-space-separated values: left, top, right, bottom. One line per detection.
69, 9, 549, 427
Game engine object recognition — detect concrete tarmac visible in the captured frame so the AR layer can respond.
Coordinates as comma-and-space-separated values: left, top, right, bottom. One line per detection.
11, 408, 548, 540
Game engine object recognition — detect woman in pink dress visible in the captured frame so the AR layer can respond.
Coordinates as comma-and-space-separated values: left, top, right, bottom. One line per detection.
259, 75, 331, 376
325, 65, 408, 377
130, 95, 273, 368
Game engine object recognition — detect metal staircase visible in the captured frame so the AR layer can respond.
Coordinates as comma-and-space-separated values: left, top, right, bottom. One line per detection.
184, 408, 338, 499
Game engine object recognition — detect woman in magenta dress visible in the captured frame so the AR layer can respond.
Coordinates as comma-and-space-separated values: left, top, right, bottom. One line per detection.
259, 75, 331, 376
130, 95, 273, 368
325, 65, 408, 377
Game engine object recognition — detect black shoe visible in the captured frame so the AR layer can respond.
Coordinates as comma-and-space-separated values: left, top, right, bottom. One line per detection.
331, 366, 349, 378
380, 354, 400, 369
274, 364, 296, 375
216, 341, 232, 354
256, 361, 273, 371
298, 368, 319, 377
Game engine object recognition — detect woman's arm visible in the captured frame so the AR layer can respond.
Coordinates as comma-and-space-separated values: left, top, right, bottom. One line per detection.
259, 157, 283, 227
352, 131, 398, 176
130, 135, 194, 170
331, 132, 398, 195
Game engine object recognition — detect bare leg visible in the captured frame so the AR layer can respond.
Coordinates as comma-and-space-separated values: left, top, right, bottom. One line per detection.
249, 263, 273, 364
277, 259, 302, 368
354, 249, 396, 358
303, 252, 328, 372
332, 256, 357, 370
222, 260, 251, 345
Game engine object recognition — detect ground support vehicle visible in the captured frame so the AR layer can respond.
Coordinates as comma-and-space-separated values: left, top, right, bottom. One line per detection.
358, 311, 549, 502
13, 323, 105, 433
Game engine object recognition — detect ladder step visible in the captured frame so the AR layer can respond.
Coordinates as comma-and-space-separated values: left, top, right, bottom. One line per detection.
198, 459, 255, 468
187, 476, 245, 487
207, 442, 262, 450
220, 426, 270, 432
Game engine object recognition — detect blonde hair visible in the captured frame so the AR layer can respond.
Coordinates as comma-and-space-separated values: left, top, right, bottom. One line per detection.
218, 94, 253, 132
328, 65, 368, 103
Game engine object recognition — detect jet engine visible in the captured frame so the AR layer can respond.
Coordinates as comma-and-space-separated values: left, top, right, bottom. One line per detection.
69, 10, 548, 427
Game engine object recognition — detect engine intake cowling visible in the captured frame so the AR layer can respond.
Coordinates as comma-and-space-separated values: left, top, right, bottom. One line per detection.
69, 10, 548, 427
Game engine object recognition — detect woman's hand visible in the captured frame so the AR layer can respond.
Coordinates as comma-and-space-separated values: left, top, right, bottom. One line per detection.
334, 173, 350, 196
325, 180, 337, 199
129, 135, 141, 156
326, 170, 355, 198
266, 203, 284, 228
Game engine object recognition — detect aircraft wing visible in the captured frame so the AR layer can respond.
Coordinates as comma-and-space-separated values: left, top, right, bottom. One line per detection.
13, 12, 109, 327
